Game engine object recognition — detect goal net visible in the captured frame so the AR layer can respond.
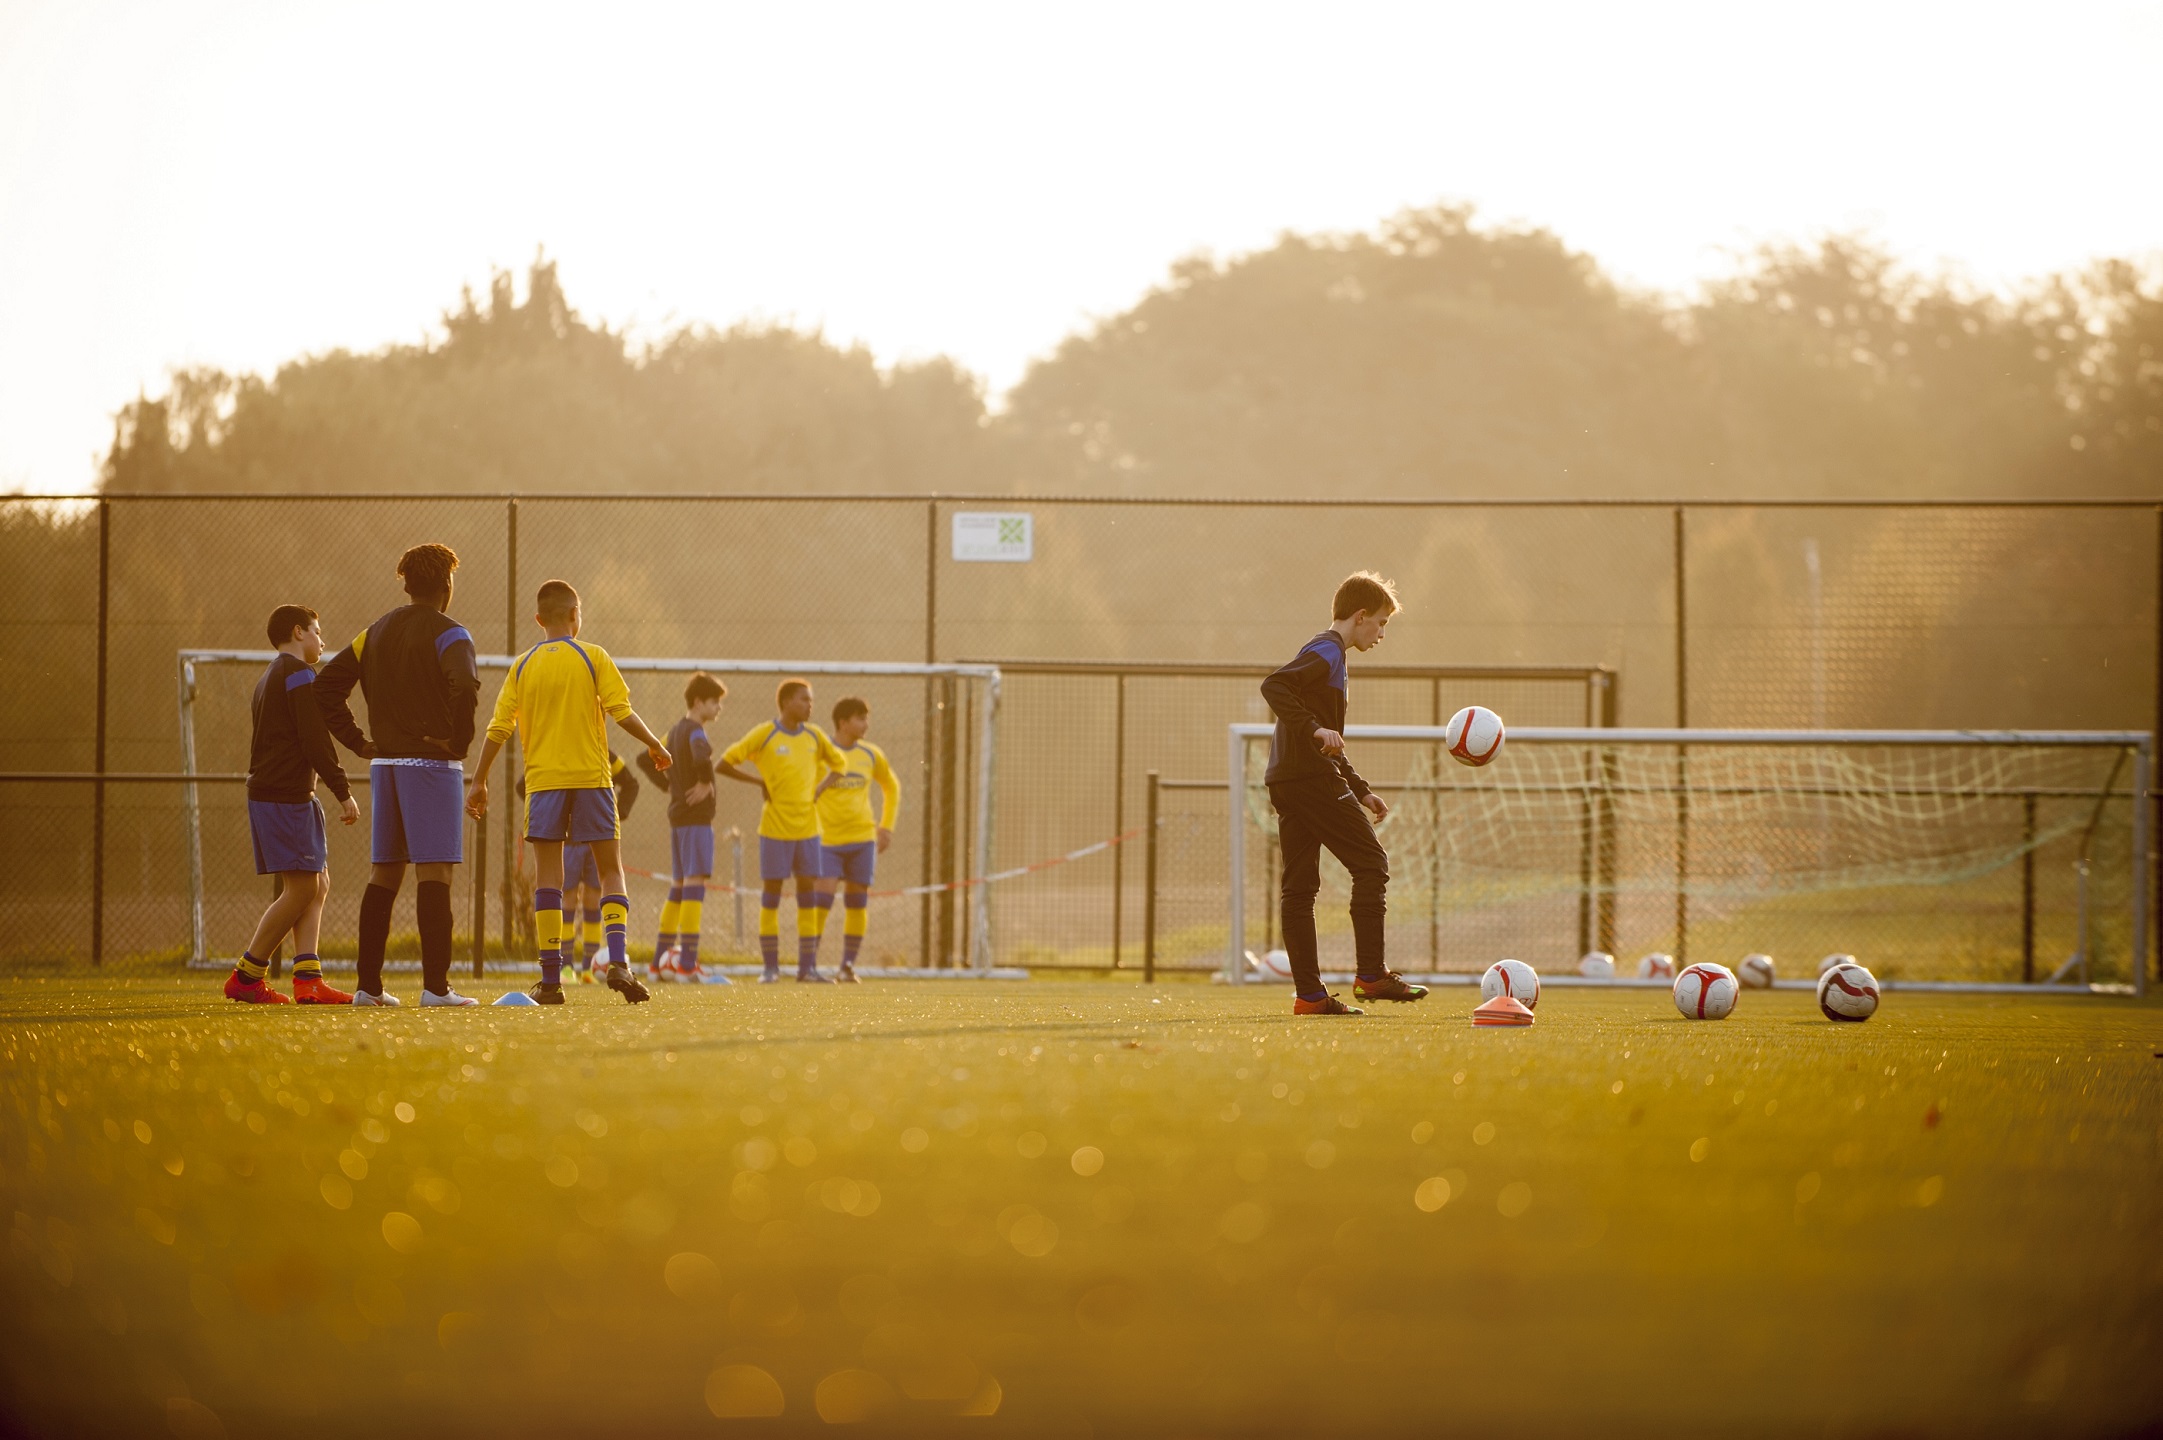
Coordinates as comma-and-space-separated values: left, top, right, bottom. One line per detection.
176, 650, 999, 972
1219, 726, 2150, 990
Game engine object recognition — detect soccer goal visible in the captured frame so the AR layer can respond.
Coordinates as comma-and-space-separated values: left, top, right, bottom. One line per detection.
1222, 724, 2151, 994
175, 649, 1000, 972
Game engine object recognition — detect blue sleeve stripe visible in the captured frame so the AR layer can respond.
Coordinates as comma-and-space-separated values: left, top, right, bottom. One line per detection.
284, 668, 316, 691
435, 625, 473, 656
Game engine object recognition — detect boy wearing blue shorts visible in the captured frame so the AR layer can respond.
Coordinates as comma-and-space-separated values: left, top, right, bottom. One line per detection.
316, 544, 481, 1006
719, 679, 846, 983
555, 752, 637, 982
809, 696, 901, 983
642, 672, 726, 983
467, 579, 672, 1005
226, 604, 361, 1004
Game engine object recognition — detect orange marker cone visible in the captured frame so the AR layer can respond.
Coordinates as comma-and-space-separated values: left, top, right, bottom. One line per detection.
1473, 994, 1535, 1027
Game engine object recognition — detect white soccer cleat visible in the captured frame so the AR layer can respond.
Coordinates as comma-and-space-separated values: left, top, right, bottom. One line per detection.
418, 988, 479, 1007
351, 989, 402, 1007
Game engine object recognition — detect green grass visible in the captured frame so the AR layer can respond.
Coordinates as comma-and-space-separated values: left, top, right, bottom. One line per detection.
2, 979, 2159, 1437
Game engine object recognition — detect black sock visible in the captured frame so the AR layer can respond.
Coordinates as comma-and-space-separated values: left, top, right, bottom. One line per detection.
357, 883, 396, 995
418, 881, 453, 995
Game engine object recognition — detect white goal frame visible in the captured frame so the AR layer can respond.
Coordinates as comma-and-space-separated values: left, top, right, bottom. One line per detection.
1225, 724, 2151, 996
178, 649, 1001, 970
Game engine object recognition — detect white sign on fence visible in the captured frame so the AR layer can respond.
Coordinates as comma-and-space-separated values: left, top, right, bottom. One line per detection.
952, 511, 1033, 563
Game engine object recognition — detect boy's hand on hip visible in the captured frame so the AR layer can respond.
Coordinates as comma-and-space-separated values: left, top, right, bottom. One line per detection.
1313, 728, 1344, 756
338, 795, 360, 826
1361, 792, 1389, 821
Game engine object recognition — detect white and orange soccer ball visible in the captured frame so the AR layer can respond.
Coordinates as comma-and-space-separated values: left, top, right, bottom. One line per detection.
1578, 951, 1616, 978
1479, 958, 1540, 1009
1738, 953, 1777, 989
1443, 706, 1505, 767
1674, 962, 1738, 1020
1817, 961, 1880, 1022
1636, 952, 1676, 980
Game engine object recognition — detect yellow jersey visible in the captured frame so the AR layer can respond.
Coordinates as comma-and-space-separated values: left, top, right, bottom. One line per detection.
485, 638, 634, 793
816, 741, 902, 847
722, 719, 847, 841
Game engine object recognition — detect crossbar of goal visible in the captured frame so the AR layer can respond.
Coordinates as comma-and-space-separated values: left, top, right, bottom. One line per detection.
178, 649, 1000, 972
1223, 723, 2151, 996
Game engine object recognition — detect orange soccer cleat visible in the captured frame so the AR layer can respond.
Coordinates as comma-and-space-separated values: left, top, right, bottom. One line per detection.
291, 974, 354, 1005
224, 970, 292, 1004
1293, 993, 1365, 1016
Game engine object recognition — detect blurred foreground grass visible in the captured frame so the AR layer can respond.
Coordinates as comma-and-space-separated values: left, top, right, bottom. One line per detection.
2, 979, 2159, 1437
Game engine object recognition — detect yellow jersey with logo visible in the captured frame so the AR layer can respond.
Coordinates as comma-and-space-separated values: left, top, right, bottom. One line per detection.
816, 741, 902, 847
485, 638, 633, 793
721, 720, 847, 841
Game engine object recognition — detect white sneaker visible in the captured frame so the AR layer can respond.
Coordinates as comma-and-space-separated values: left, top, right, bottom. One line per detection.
418, 988, 478, 1007
352, 989, 402, 1007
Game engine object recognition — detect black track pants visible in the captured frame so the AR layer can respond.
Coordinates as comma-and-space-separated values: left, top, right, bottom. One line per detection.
1270, 779, 1389, 995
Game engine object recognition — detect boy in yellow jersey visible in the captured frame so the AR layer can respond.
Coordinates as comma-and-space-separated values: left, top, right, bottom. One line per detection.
807, 696, 900, 983
718, 678, 847, 983
466, 579, 672, 1005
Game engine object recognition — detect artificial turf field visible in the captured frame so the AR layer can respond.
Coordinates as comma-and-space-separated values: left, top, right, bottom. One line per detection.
1, 978, 2158, 1438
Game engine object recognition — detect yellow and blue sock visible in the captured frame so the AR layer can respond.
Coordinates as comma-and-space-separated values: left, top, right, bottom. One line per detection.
678, 884, 705, 969
759, 883, 783, 976
601, 894, 630, 969
582, 905, 602, 965
842, 890, 868, 971
796, 888, 822, 975
235, 952, 268, 985
291, 952, 322, 979
656, 885, 683, 965
535, 887, 563, 986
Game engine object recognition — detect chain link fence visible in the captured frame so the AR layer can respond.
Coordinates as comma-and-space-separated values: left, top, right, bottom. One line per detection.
0, 494, 2153, 979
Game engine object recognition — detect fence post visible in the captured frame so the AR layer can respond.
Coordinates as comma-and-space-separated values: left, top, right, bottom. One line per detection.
1596, 668, 1618, 955
1673, 506, 1689, 963
730, 828, 745, 946
2021, 793, 2036, 984
921, 499, 938, 970
500, 498, 519, 957
1225, 724, 1246, 984
1112, 674, 1125, 968
92, 497, 109, 966
1143, 770, 1159, 984
472, 809, 488, 979
2152, 506, 2161, 989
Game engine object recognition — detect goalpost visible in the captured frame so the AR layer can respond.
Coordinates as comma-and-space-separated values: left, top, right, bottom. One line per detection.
177, 649, 1000, 971
1225, 724, 2151, 995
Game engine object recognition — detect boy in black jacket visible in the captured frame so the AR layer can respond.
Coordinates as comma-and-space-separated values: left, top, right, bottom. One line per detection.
1259, 571, 1428, 1015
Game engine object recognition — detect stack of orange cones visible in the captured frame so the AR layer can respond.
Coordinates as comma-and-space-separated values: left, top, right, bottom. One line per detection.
1473, 995, 1535, 1027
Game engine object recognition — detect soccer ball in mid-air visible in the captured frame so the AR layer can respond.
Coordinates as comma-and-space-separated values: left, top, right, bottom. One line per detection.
1578, 951, 1616, 978
1480, 958, 1540, 1009
1637, 952, 1676, 980
1738, 953, 1776, 989
1248, 949, 1294, 982
1444, 706, 1505, 767
1674, 963, 1738, 1020
1818, 952, 1856, 976
1817, 962, 1880, 1022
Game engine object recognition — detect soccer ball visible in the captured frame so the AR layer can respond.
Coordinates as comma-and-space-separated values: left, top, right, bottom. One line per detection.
1738, 953, 1776, 989
1817, 962, 1879, 1022
1818, 952, 1856, 976
1479, 959, 1540, 1009
1578, 951, 1616, 978
1248, 949, 1294, 982
1674, 963, 1738, 1020
1636, 952, 1676, 980
1443, 706, 1505, 767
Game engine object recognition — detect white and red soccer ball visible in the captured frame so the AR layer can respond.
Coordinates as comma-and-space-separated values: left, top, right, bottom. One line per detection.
1636, 952, 1676, 981
1738, 953, 1777, 989
1479, 958, 1540, 1009
1577, 951, 1616, 978
1817, 961, 1880, 1022
1673, 963, 1738, 1020
1818, 952, 1856, 977
1249, 949, 1294, 982
1444, 706, 1505, 767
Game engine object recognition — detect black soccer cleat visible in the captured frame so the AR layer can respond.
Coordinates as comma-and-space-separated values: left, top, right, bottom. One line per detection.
605, 963, 651, 1004
796, 968, 834, 984
1354, 971, 1429, 1003
528, 983, 566, 1006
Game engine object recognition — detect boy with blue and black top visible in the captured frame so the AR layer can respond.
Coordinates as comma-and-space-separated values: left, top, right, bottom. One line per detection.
226, 604, 360, 1005
639, 671, 727, 983
316, 543, 481, 1007
1260, 570, 1428, 1015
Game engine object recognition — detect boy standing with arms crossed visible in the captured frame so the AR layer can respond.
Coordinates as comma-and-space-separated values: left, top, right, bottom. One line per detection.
466, 580, 672, 1005
1259, 571, 1428, 1015
808, 695, 901, 983
226, 604, 361, 1004
719, 679, 847, 983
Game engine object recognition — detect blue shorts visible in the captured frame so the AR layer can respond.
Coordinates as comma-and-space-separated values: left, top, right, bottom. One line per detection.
820, 840, 876, 887
249, 798, 327, 875
562, 842, 601, 892
527, 787, 619, 844
672, 824, 715, 880
370, 759, 465, 865
759, 835, 823, 882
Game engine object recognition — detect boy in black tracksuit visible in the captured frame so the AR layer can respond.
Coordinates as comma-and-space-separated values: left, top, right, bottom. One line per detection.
1259, 571, 1428, 1015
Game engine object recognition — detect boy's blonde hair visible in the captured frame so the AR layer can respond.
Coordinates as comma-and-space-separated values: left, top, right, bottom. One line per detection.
1332, 571, 1400, 620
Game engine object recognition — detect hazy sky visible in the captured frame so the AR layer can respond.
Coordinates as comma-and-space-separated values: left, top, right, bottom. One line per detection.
1, 0, 2158, 493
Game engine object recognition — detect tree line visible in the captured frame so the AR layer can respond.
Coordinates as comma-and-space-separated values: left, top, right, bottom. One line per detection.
98, 207, 2162, 498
